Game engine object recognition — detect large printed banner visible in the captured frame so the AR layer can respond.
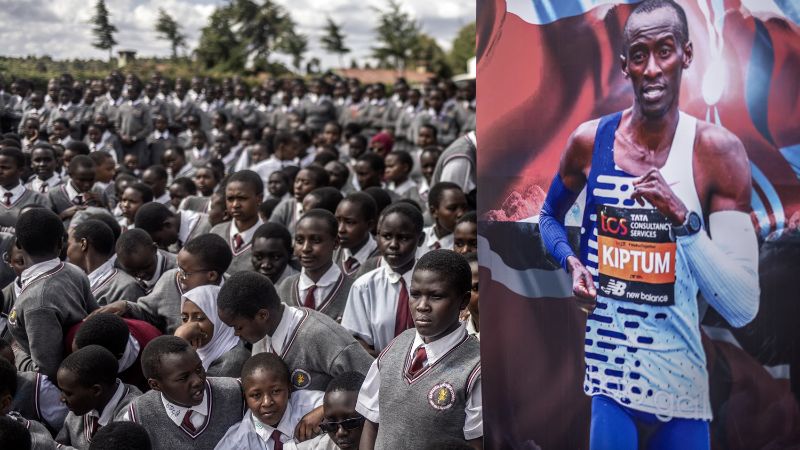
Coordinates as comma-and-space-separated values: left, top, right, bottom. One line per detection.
477, 1, 800, 448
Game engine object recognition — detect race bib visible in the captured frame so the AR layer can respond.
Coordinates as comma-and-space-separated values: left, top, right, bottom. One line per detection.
596, 205, 676, 306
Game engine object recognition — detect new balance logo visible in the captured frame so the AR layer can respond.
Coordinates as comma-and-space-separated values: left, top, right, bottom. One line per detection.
602, 279, 627, 297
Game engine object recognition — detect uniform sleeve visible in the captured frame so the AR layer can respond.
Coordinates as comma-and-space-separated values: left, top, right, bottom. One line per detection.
327, 341, 375, 378
439, 157, 475, 193
55, 417, 71, 445
24, 307, 65, 379
39, 375, 70, 431
354, 358, 381, 423
340, 281, 375, 347
463, 374, 483, 440
124, 299, 166, 333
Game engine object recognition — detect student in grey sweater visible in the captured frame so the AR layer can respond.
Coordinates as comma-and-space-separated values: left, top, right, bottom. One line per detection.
66, 220, 145, 306
49, 153, 109, 227
8, 209, 97, 379
250, 223, 299, 287
115, 84, 153, 169
210, 170, 264, 274
1, 358, 61, 450
112, 229, 177, 295
0, 147, 50, 230
94, 234, 232, 335
217, 272, 374, 394
55, 346, 141, 449
122, 336, 244, 450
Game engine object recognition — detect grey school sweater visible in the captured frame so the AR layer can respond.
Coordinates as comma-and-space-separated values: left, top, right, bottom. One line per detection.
332, 246, 381, 277
268, 197, 298, 235
209, 221, 255, 275
56, 382, 142, 449
126, 377, 244, 450
92, 268, 146, 306
277, 272, 354, 323
253, 308, 374, 391
179, 196, 211, 213
125, 268, 184, 334
206, 340, 250, 378
0, 188, 50, 229
48, 184, 109, 215
374, 329, 481, 449
7, 411, 59, 450
8, 262, 97, 379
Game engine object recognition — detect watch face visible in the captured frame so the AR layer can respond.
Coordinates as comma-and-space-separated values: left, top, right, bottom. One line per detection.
689, 212, 702, 232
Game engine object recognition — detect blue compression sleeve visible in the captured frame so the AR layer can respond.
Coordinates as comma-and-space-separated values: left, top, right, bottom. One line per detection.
539, 174, 580, 271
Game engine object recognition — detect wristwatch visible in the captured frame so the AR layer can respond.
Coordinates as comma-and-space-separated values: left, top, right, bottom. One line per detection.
671, 211, 702, 239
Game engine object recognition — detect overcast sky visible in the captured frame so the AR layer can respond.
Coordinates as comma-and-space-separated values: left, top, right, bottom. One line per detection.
0, 0, 474, 71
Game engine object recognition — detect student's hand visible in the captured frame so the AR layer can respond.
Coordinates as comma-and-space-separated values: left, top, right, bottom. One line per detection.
174, 322, 206, 349
294, 405, 324, 442
82, 191, 101, 205
90, 300, 128, 318
567, 256, 596, 311
60, 205, 86, 220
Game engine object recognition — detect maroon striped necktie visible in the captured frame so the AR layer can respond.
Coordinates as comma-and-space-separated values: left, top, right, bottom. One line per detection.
394, 277, 414, 337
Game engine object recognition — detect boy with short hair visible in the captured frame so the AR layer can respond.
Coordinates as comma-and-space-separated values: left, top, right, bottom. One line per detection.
214, 353, 324, 449
88, 421, 152, 450
250, 223, 299, 285
123, 336, 244, 449
0, 358, 59, 450
67, 219, 145, 306
278, 210, 353, 322
333, 193, 379, 277
55, 345, 141, 449
453, 212, 477, 255
269, 165, 329, 234
353, 153, 385, 193
0, 147, 49, 229
49, 155, 109, 225
341, 203, 425, 356
420, 182, 468, 254
217, 271, 374, 393
357, 250, 482, 449
25, 143, 62, 194
301, 187, 343, 216
8, 209, 98, 378
142, 165, 170, 205
210, 170, 264, 274
162, 146, 195, 184
298, 371, 366, 450
113, 229, 177, 294
118, 183, 153, 231
384, 151, 417, 198
134, 202, 209, 252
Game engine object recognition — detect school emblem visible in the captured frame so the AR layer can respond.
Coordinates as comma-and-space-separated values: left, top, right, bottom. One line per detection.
428, 383, 456, 411
7, 309, 16, 326
291, 369, 311, 389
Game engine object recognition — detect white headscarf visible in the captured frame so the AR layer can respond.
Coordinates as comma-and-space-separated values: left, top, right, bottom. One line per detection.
181, 285, 240, 370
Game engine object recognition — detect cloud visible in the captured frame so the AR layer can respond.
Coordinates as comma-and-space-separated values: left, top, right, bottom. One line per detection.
0, 0, 473, 70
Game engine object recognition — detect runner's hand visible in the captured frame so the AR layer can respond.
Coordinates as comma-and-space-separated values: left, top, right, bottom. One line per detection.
631, 168, 688, 225
567, 256, 597, 311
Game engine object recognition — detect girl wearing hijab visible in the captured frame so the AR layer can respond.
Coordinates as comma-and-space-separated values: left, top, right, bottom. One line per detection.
175, 284, 250, 377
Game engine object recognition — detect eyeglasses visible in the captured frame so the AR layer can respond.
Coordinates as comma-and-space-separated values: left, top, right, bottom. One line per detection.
318, 416, 365, 433
178, 268, 212, 279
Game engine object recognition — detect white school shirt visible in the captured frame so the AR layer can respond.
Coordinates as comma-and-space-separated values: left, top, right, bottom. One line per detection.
118, 334, 141, 372
87, 259, 116, 291
20, 258, 61, 289
178, 210, 202, 245
29, 174, 61, 194
340, 264, 413, 352
155, 192, 171, 205
192, 147, 210, 161
91, 380, 126, 426
298, 264, 343, 309
251, 390, 324, 448
387, 178, 417, 197
65, 181, 86, 205
259, 305, 306, 355
230, 218, 264, 246
341, 235, 377, 268
160, 390, 209, 429
0, 182, 25, 206
356, 323, 483, 440
417, 225, 453, 258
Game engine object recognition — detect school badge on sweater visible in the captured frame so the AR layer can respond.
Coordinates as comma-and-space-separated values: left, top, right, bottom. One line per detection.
428, 383, 456, 410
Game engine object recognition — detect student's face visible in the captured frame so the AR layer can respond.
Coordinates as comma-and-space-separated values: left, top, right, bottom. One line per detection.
123, 155, 139, 172
335, 200, 372, 250
162, 150, 185, 173
251, 237, 290, 283
293, 170, 320, 202
169, 183, 189, 210
65, 231, 86, 267
322, 125, 341, 146
383, 155, 408, 183
143, 170, 166, 197
5, 245, 27, 277
0, 156, 21, 188
118, 245, 158, 281
177, 249, 216, 292
181, 300, 214, 348
417, 127, 436, 147
243, 368, 290, 427
226, 181, 262, 223
191, 134, 206, 150
468, 261, 479, 318
95, 158, 116, 183
154, 117, 167, 131
377, 213, 423, 272
208, 194, 228, 226
410, 269, 469, 342
213, 138, 231, 157
322, 390, 363, 449
294, 217, 338, 273
71, 166, 97, 193
354, 161, 381, 190
431, 189, 468, 233
453, 221, 478, 255
218, 308, 270, 344
31, 149, 56, 179
120, 188, 145, 221
420, 152, 438, 183
52, 122, 69, 139
347, 138, 366, 160
193, 168, 217, 197
56, 368, 99, 416
324, 162, 348, 190
150, 350, 206, 407
24, 120, 39, 137
267, 173, 288, 198
249, 145, 268, 165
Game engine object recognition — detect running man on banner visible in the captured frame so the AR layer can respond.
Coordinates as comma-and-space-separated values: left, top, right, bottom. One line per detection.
539, 1, 760, 449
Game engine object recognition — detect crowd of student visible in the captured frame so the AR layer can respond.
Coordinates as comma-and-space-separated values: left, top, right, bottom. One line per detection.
0, 70, 480, 450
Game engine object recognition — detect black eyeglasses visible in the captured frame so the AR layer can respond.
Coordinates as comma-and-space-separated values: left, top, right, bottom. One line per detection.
318, 416, 365, 433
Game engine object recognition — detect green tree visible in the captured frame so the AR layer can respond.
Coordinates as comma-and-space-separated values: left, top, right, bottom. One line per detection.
320, 17, 350, 68
448, 22, 475, 74
90, 0, 118, 61
413, 34, 452, 78
155, 8, 187, 59
371, 0, 422, 74
195, 5, 247, 71
280, 28, 308, 72
233, 0, 293, 62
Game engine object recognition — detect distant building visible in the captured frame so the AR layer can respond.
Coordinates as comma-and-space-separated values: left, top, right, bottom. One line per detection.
333, 68, 432, 85
117, 50, 137, 68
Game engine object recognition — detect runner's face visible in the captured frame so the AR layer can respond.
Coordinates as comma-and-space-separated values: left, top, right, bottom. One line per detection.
622, 8, 691, 119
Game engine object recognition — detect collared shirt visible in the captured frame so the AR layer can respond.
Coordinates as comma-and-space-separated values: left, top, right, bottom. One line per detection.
118, 333, 141, 372
106, 93, 122, 106
0, 182, 26, 206
192, 147, 209, 161
298, 264, 342, 309
143, 251, 167, 290
100, 130, 115, 148
340, 264, 414, 352
127, 99, 142, 107
29, 173, 61, 194
355, 323, 483, 440
155, 192, 171, 205
65, 181, 87, 205
341, 235, 377, 268
419, 225, 454, 257
263, 306, 305, 356
230, 218, 264, 246
153, 130, 171, 140
222, 150, 238, 168
20, 258, 61, 289
387, 179, 417, 197
252, 156, 299, 183
293, 202, 304, 225
91, 380, 125, 426
251, 390, 324, 448
160, 389, 209, 429
88, 259, 116, 291
178, 210, 202, 245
